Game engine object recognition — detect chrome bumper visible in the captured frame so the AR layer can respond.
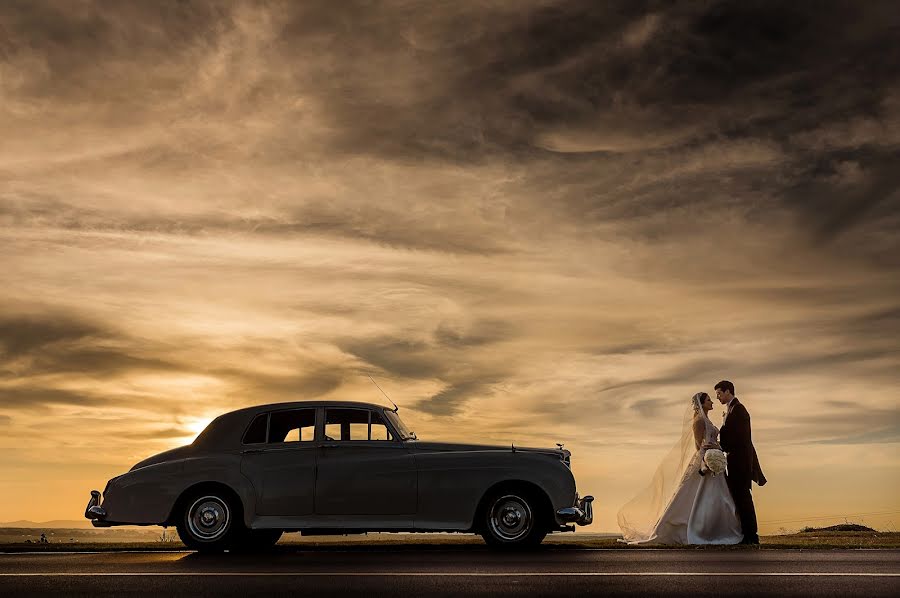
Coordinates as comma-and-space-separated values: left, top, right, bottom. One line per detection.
556, 494, 594, 526
84, 490, 107, 521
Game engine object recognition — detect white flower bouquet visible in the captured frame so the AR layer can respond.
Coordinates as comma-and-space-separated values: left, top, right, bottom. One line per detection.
703, 449, 727, 475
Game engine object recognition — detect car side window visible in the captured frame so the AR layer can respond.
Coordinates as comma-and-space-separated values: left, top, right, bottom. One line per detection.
370, 411, 392, 440
243, 413, 268, 444
268, 409, 315, 443
325, 408, 393, 441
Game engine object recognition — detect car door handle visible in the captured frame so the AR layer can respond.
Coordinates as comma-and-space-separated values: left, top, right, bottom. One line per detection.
241, 448, 266, 455
320, 443, 340, 449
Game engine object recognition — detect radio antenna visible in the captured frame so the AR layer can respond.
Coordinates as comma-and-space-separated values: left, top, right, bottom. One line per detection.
367, 375, 399, 412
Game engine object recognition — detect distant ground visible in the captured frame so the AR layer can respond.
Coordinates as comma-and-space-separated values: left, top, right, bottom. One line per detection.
1, 528, 898, 551
801, 523, 876, 532
0, 526, 169, 545
0, 520, 96, 529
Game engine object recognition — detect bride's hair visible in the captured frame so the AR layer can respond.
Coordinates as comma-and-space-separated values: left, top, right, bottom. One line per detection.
692, 392, 710, 413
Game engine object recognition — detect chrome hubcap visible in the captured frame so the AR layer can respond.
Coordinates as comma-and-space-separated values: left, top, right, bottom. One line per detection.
187, 496, 230, 541
489, 495, 533, 541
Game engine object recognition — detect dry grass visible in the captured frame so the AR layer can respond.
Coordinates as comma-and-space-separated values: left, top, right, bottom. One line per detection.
757, 531, 900, 549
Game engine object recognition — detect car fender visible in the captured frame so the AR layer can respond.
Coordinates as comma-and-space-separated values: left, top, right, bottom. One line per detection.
413, 449, 576, 530
166, 453, 259, 527
101, 452, 258, 526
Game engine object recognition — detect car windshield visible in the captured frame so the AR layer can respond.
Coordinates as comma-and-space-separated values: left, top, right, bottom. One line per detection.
383, 409, 415, 441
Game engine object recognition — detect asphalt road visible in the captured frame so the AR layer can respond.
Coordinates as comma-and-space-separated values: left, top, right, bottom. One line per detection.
1, 546, 898, 597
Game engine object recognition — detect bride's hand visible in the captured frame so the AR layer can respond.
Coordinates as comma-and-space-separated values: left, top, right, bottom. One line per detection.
701, 442, 718, 450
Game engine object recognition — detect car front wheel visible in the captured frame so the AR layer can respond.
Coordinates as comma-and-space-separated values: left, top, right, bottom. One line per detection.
176, 493, 239, 552
480, 491, 547, 549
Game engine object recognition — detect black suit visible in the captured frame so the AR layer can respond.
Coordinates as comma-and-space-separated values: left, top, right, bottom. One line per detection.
719, 398, 766, 543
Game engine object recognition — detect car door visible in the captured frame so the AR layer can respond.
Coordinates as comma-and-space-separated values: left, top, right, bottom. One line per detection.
240, 408, 317, 516
314, 407, 417, 515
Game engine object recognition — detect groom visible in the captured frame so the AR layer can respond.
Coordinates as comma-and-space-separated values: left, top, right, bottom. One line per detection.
715, 380, 766, 545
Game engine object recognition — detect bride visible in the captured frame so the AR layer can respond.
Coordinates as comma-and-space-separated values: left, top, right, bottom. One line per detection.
618, 392, 743, 544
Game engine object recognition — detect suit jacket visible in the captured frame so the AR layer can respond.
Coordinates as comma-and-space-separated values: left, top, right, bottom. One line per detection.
719, 398, 766, 488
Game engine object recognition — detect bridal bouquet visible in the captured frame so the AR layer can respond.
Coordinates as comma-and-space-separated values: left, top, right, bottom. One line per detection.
703, 449, 727, 475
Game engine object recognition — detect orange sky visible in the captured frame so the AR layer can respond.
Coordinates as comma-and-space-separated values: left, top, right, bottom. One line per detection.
1, 1, 899, 532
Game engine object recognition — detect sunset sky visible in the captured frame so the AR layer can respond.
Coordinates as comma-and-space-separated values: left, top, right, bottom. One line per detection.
1, 1, 899, 533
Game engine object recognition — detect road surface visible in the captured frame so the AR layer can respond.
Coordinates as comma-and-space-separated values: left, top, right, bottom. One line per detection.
1, 546, 897, 596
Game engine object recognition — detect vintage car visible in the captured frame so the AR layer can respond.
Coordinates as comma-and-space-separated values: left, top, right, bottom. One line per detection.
85, 401, 593, 551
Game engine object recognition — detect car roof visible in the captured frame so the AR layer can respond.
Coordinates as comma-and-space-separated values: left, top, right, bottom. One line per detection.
226, 400, 392, 418
193, 400, 396, 449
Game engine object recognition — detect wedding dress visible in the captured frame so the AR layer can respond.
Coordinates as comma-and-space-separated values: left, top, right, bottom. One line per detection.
618, 393, 743, 545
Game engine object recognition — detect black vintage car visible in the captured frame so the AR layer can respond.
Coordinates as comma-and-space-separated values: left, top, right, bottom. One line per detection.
86, 401, 593, 551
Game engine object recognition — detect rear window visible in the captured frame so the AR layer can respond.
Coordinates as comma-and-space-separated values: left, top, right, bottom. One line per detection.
268, 409, 316, 443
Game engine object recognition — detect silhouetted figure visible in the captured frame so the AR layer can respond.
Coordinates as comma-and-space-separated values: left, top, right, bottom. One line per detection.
716, 380, 766, 545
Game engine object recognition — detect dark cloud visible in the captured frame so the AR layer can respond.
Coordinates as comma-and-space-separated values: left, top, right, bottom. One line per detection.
419, 1, 900, 243
27, 347, 175, 378
0, 192, 510, 256
117, 427, 193, 441
0, 313, 177, 378
295, 1, 899, 155
218, 367, 346, 401
433, 320, 515, 348
793, 404, 900, 446
341, 337, 447, 380
247, 204, 511, 255
754, 347, 896, 378
811, 160, 900, 243
595, 346, 896, 400
588, 342, 664, 357
594, 357, 734, 396
0, 387, 107, 410
339, 326, 517, 414
1, 379, 219, 415
415, 380, 494, 417
0, 311, 515, 417
0, 0, 225, 104
0, 314, 97, 357
0, 311, 203, 415
5, 0, 899, 255
849, 307, 900, 331
721, 298, 900, 341
526, 341, 898, 428
629, 397, 673, 418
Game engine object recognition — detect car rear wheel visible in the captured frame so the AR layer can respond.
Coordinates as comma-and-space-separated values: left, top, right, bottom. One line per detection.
480, 491, 547, 549
176, 493, 240, 552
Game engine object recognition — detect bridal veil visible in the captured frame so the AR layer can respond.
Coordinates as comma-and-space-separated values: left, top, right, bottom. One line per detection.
617, 393, 710, 543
